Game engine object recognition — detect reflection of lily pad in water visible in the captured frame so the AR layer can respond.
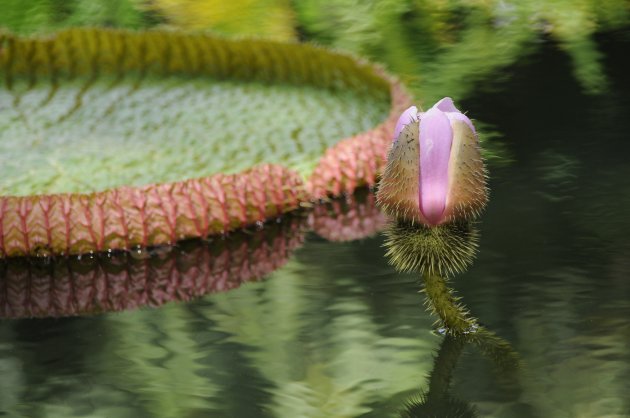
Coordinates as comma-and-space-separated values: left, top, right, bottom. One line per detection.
0, 213, 306, 318
0, 28, 412, 257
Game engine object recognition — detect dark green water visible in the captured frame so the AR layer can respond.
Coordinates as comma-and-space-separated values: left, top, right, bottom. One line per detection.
2, 23, 630, 418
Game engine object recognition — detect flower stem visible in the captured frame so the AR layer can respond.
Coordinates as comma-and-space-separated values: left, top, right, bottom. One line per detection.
422, 272, 478, 334
422, 273, 522, 371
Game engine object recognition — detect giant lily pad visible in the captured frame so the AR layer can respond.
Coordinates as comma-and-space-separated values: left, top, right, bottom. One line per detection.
0, 28, 412, 257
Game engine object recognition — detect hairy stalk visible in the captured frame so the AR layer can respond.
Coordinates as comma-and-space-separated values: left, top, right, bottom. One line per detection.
422, 274, 521, 370
422, 272, 478, 334
466, 328, 521, 373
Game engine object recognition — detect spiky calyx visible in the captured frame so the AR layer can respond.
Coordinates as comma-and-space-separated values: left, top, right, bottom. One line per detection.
383, 219, 479, 277
383, 216, 480, 333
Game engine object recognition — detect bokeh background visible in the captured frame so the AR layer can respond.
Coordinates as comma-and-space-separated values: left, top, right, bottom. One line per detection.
3, 0, 628, 99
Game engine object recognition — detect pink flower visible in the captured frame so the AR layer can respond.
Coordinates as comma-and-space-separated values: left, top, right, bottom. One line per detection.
377, 98, 487, 226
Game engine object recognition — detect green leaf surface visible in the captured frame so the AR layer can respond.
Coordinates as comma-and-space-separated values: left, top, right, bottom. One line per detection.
0, 29, 391, 196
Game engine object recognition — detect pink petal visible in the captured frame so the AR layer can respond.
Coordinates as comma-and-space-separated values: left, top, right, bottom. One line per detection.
419, 107, 453, 225
394, 106, 418, 141
434, 97, 458, 112
445, 111, 476, 135
435, 97, 476, 135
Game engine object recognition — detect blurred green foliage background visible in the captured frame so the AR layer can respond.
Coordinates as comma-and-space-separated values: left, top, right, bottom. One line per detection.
2, 0, 629, 101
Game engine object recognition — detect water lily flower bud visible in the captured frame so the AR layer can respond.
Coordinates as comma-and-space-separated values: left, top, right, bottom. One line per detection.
377, 97, 487, 226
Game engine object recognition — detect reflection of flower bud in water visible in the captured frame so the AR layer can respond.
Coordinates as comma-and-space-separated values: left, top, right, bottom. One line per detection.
377, 98, 487, 276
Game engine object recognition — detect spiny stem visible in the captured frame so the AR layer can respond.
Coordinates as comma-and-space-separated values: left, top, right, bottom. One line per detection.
422, 272, 478, 334
466, 328, 521, 373
422, 274, 521, 371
